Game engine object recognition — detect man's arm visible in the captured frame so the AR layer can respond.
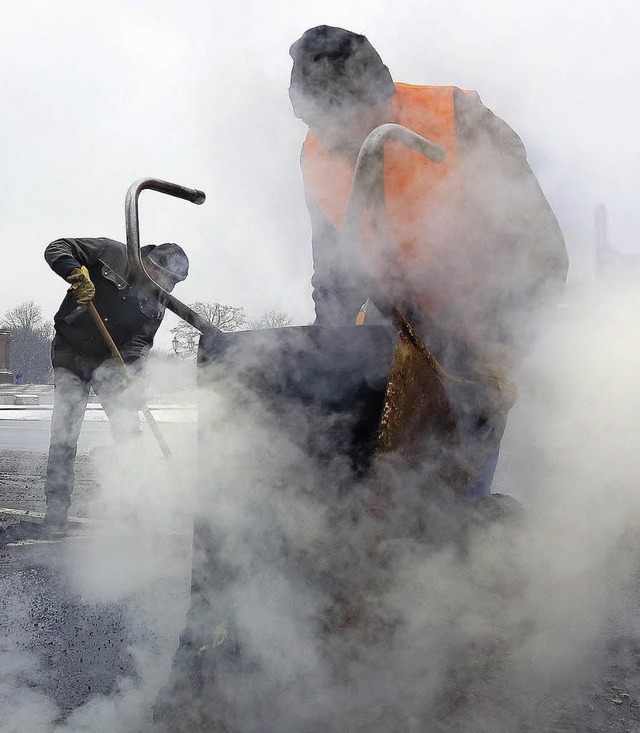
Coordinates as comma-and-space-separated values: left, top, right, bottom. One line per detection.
44, 237, 114, 280
453, 90, 569, 354
306, 193, 377, 325
119, 319, 162, 365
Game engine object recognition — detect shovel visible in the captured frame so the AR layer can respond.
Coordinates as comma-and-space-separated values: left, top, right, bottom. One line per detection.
86, 299, 173, 458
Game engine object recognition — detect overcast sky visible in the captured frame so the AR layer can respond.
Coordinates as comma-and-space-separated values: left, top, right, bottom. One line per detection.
2, 0, 638, 349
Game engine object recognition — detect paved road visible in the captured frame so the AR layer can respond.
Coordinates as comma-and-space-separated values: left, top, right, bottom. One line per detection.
0, 416, 195, 454
0, 410, 196, 732
0, 420, 108, 453
0, 523, 192, 731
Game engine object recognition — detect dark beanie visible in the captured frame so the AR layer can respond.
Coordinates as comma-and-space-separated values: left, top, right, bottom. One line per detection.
289, 25, 395, 122
142, 243, 189, 282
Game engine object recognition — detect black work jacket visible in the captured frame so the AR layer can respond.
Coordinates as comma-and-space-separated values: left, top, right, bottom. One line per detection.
44, 237, 165, 364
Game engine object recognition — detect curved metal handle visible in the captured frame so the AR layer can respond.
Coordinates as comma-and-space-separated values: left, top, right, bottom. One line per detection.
340, 124, 446, 318
358, 123, 446, 166
125, 177, 218, 335
342, 123, 445, 244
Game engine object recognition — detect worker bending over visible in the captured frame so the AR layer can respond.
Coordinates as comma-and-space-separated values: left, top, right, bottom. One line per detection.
289, 25, 568, 498
42, 237, 189, 527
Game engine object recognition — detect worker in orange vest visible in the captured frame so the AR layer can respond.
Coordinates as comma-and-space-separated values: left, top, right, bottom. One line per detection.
289, 25, 568, 499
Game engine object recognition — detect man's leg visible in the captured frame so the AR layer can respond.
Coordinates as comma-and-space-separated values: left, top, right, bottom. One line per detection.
91, 359, 142, 447
465, 447, 500, 500
44, 367, 90, 525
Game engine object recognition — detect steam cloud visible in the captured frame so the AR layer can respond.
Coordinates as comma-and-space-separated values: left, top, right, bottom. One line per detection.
161, 277, 640, 732
1, 277, 639, 732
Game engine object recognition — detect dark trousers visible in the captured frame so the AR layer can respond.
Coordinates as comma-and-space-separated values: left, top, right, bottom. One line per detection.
44, 342, 142, 515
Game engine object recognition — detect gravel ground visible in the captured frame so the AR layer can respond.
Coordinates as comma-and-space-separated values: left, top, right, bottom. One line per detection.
0, 450, 99, 519
0, 551, 135, 721
0, 448, 192, 731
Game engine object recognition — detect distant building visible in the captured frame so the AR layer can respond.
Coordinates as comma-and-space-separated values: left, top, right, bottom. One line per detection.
0, 331, 13, 385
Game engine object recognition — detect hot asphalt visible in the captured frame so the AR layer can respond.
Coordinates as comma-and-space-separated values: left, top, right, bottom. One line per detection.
0, 389, 195, 731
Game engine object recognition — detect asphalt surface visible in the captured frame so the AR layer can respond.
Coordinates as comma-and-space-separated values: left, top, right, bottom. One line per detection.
0, 520, 192, 732
0, 420, 107, 453
0, 407, 195, 732
0, 537, 134, 718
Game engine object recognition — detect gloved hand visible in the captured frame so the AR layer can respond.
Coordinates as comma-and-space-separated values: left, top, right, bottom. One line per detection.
66, 265, 95, 305
473, 341, 519, 411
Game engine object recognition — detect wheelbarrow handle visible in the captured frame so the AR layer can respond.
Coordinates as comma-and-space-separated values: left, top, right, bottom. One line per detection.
341, 124, 445, 280
127, 177, 206, 206
125, 177, 219, 336
341, 124, 449, 357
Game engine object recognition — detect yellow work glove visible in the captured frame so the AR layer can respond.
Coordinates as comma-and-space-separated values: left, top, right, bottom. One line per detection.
355, 299, 369, 325
66, 265, 95, 305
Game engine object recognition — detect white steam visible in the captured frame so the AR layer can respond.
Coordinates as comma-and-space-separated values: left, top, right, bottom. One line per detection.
151, 280, 640, 731
1, 280, 640, 731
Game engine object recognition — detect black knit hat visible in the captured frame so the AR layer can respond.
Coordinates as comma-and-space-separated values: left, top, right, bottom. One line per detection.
289, 26, 395, 122
142, 243, 189, 283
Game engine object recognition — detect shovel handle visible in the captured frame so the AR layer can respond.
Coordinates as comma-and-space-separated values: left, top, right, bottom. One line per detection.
87, 301, 172, 459
87, 303, 125, 366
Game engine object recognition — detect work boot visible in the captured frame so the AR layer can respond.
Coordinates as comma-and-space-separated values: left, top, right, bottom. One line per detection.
456, 493, 526, 560
471, 492, 525, 525
43, 505, 68, 529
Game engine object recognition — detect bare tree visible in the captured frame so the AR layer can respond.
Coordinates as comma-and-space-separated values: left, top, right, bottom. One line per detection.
1, 300, 53, 383
170, 301, 248, 359
250, 309, 294, 330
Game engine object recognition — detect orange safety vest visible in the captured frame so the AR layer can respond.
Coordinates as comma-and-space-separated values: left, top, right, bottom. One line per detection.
302, 83, 472, 320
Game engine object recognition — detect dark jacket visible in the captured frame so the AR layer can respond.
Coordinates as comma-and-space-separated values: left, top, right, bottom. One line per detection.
45, 237, 165, 365
303, 87, 568, 370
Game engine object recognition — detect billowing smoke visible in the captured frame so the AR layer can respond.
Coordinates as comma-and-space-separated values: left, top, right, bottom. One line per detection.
150, 273, 640, 730
1, 279, 639, 732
